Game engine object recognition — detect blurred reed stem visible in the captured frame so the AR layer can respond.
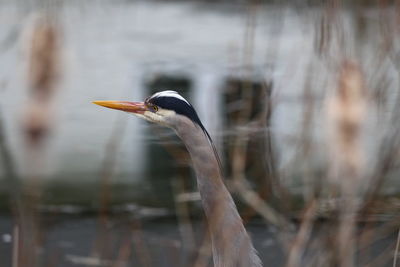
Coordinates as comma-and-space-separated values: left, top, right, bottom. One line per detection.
18, 13, 61, 267
0, 110, 22, 213
94, 115, 126, 260
394, 228, 400, 267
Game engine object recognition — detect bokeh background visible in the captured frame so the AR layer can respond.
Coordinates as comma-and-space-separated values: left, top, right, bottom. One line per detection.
0, 0, 399, 266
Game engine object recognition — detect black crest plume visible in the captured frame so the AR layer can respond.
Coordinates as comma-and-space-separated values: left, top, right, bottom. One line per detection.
146, 91, 222, 169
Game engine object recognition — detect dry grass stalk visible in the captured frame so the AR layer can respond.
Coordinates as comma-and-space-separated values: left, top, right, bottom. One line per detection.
0, 110, 23, 220
192, 233, 213, 267
93, 115, 127, 259
286, 200, 317, 267
394, 228, 400, 267
131, 220, 153, 267
297, 60, 319, 202
366, 242, 397, 267
359, 216, 400, 251
171, 174, 196, 261
112, 238, 132, 267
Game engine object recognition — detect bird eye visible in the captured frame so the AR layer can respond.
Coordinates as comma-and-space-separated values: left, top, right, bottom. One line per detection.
152, 105, 158, 112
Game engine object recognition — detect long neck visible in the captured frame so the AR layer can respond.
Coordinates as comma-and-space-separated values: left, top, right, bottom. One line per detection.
171, 116, 262, 267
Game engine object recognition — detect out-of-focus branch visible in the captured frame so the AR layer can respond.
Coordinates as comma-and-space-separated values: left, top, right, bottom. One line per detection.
172, 174, 196, 264
362, 65, 400, 215
0, 110, 21, 211
93, 115, 127, 261
130, 220, 153, 267
232, 178, 291, 229
394, 228, 400, 267
192, 229, 213, 267
286, 200, 317, 267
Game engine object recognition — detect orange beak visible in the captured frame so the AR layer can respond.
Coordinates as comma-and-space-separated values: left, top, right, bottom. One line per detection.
93, 101, 147, 114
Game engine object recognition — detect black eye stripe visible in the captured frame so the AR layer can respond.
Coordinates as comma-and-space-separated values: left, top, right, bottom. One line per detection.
148, 96, 199, 122
147, 94, 216, 163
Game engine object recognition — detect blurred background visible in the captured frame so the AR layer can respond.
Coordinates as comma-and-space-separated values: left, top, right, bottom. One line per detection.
0, 0, 399, 266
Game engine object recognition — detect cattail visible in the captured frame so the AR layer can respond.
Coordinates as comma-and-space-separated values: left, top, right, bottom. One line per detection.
23, 16, 61, 146
327, 60, 366, 187
16, 15, 62, 267
327, 60, 367, 267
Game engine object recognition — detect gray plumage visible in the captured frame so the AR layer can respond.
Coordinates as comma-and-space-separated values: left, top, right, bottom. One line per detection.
167, 114, 262, 267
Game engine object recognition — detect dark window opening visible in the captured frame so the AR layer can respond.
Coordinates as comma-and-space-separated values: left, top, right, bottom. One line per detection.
143, 74, 196, 209
221, 77, 281, 210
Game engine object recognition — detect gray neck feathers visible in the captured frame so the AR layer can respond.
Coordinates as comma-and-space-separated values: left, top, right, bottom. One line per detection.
169, 115, 262, 267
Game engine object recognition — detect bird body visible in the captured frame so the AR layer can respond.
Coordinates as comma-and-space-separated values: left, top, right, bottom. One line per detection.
94, 90, 262, 267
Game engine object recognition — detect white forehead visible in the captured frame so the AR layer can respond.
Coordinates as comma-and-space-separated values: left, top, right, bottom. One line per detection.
149, 90, 190, 105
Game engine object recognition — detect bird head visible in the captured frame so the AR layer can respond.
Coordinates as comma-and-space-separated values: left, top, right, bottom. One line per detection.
93, 90, 204, 129
94, 90, 221, 172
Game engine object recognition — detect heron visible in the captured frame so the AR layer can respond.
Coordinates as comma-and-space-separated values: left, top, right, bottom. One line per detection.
93, 90, 262, 267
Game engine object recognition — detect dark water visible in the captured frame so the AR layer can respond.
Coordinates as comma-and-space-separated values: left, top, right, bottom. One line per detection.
0, 214, 397, 267
0, 215, 285, 267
